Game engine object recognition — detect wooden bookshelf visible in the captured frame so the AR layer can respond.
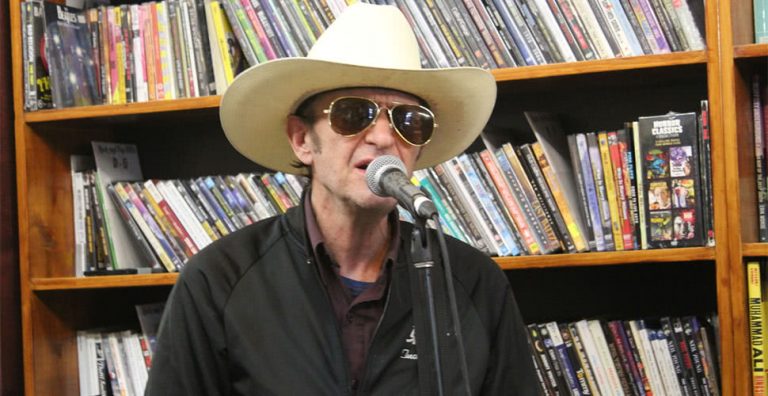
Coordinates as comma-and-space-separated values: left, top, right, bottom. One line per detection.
7, 0, 756, 394
26, 246, 719, 291
716, 0, 767, 394
743, 243, 768, 257
733, 43, 768, 58
23, 96, 221, 123
491, 51, 708, 81
496, 247, 716, 270
30, 274, 178, 291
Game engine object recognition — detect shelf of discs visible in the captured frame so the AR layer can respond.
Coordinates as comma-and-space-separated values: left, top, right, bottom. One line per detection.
11, 0, 764, 394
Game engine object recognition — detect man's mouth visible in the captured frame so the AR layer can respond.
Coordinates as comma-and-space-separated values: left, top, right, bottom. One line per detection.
355, 160, 372, 171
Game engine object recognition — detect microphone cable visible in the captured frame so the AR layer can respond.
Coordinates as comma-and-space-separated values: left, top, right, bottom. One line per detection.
432, 212, 472, 396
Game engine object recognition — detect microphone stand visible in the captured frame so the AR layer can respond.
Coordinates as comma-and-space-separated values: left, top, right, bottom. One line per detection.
408, 191, 471, 396
409, 218, 445, 396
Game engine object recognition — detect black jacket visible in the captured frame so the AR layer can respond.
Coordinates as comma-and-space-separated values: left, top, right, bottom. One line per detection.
146, 201, 539, 395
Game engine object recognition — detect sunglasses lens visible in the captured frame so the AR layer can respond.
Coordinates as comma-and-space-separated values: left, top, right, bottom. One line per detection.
391, 105, 435, 145
329, 98, 378, 136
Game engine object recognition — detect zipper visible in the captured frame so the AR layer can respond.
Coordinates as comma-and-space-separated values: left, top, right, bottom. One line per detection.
306, 254, 355, 396
286, 202, 355, 394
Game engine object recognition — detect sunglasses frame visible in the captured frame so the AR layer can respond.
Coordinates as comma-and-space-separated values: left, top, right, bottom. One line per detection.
321, 96, 437, 147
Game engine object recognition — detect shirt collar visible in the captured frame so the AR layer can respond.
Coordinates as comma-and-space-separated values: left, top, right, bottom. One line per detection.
303, 187, 401, 280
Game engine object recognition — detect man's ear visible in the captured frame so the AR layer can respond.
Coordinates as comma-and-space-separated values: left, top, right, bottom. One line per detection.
286, 115, 314, 166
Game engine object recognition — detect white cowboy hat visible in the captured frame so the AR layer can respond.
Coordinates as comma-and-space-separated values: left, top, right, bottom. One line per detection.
219, 2, 497, 174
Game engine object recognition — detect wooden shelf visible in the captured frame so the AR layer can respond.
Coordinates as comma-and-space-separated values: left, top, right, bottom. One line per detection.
22, 96, 221, 123
18, 53, 710, 124
743, 242, 768, 257
495, 247, 715, 270
29, 247, 720, 288
733, 43, 768, 58
30, 273, 178, 291
491, 51, 707, 81
7, 0, 747, 389
20, 52, 709, 124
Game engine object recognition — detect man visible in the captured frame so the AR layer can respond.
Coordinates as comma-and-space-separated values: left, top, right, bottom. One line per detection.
651, 183, 672, 210
146, 3, 537, 395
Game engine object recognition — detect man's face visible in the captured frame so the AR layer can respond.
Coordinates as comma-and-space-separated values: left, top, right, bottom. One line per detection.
287, 88, 424, 214
674, 217, 684, 236
659, 188, 670, 204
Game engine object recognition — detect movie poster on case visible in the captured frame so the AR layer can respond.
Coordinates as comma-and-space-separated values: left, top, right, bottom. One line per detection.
42, 2, 99, 108
638, 112, 704, 248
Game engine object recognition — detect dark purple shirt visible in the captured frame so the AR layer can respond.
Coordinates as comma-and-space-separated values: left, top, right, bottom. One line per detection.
304, 194, 400, 390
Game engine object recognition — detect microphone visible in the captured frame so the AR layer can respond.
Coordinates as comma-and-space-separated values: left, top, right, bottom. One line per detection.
365, 155, 437, 219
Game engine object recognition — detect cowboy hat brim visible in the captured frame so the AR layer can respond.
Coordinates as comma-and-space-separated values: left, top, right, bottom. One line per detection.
220, 57, 497, 174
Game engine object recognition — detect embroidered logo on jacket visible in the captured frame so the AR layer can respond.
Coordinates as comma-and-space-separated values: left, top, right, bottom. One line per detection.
400, 326, 418, 360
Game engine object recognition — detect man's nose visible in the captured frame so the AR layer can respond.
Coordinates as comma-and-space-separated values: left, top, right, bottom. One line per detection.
364, 111, 398, 146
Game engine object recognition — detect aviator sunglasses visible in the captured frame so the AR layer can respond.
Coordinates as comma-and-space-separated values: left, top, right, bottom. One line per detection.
319, 96, 437, 146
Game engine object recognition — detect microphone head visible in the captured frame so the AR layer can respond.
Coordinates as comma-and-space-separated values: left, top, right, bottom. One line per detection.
365, 155, 407, 196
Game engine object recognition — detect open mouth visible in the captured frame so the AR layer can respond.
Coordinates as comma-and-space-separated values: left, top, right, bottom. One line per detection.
356, 160, 372, 171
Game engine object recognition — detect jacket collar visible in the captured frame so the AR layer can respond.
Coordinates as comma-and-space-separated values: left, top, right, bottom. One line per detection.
284, 187, 409, 264
282, 190, 415, 333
